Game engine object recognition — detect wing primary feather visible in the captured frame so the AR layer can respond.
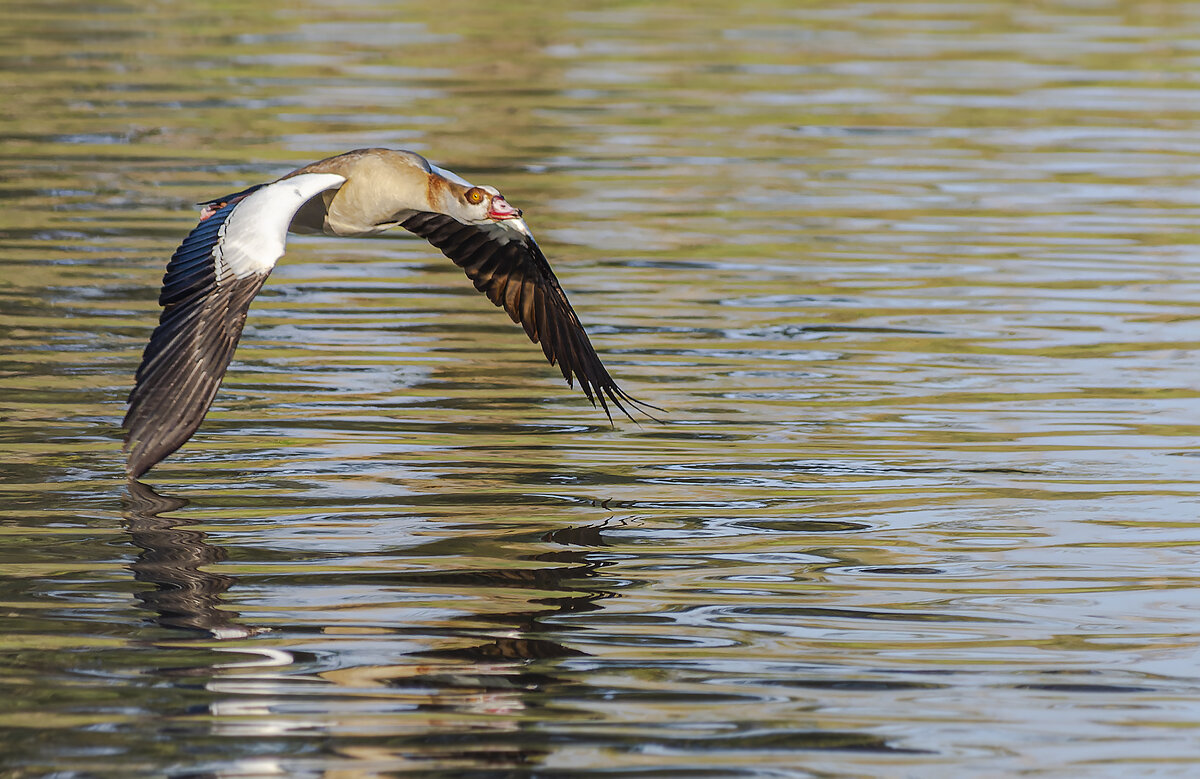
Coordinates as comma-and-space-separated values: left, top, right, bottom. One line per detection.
519, 279, 537, 341
124, 273, 269, 478
125, 172, 346, 478
503, 267, 525, 325
397, 211, 659, 423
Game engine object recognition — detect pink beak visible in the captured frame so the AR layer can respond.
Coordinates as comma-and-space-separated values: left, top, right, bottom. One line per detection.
487, 196, 521, 221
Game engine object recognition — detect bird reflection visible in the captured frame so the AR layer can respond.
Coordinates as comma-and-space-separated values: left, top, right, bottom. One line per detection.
122, 480, 256, 638
411, 521, 617, 662
123, 479, 624, 770
319, 518, 622, 770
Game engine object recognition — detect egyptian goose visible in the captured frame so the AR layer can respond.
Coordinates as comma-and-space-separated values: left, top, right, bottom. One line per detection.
123, 148, 652, 479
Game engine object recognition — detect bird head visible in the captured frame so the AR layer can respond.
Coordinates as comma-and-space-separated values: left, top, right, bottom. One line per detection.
462, 185, 522, 222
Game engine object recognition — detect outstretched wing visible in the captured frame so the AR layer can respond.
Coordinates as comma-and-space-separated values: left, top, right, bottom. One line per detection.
124, 172, 346, 478
399, 212, 655, 421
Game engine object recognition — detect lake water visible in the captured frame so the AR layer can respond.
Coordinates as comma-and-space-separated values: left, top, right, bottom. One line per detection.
3, 1, 1200, 775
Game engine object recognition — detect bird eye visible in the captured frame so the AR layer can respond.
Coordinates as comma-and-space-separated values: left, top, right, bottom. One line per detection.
465, 188, 485, 204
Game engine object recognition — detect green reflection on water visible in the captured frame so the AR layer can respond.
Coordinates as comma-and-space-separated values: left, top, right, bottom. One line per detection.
3, 0, 1200, 775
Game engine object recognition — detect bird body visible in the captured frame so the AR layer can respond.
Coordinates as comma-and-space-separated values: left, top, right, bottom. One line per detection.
289, 148, 425, 235
123, 148, 650, 479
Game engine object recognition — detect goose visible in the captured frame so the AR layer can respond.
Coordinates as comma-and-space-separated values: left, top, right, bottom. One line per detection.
123, 148, 654, 479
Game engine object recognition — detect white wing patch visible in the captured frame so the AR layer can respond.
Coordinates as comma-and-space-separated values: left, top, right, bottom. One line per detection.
502, 217, 531, 237
467, 217, 533, 247
215, 173, 346, 278
429, 163, 472, 187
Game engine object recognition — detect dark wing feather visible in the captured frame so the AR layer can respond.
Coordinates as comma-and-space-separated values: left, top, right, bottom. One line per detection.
124, 172, 345, 478
399, 212, 655, 421
123, 202, 269, 478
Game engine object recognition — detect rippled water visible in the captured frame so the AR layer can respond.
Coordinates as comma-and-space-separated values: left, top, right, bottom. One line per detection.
3, 1, 1200, 775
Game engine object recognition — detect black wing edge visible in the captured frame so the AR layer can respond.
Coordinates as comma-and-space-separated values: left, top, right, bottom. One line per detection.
399, 212, 662, 424
196, 183, 266, 208
122, 200, 269, 479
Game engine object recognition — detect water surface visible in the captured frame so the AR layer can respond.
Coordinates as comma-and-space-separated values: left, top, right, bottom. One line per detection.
3, 1, 1200, 775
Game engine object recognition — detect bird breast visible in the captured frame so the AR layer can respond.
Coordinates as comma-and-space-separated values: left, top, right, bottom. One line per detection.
321, 154, 437, 236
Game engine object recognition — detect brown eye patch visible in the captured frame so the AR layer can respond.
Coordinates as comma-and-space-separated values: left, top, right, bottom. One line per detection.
465, 187, 485, 204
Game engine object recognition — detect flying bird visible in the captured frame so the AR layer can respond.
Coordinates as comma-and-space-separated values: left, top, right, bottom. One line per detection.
123, 148, 653, 479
